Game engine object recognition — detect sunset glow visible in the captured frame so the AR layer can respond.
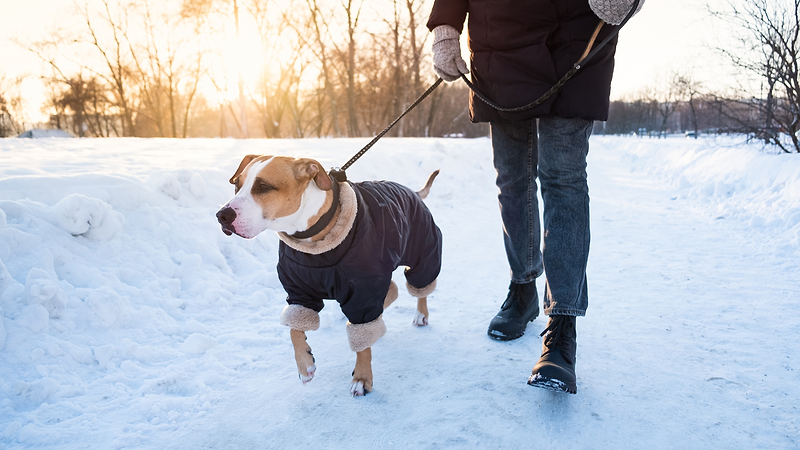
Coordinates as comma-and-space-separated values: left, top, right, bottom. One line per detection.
0, 0, 753, 138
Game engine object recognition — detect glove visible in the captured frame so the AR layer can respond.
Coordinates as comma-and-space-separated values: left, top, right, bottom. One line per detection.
431, 25, 469, 82
588, 0, 645, 25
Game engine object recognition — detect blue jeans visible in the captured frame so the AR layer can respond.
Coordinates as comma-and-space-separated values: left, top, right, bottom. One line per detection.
490, 116, 591, 317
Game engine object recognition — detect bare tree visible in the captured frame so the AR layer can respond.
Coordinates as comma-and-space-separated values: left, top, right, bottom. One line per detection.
304, 0, 342, 137
340, 0, 364, 137
126, 0, 205, 137
0, 74, 26, 137
81, 0, 139, 136
403, 0, 432, 137
673, 71, 703, 138
246, 0, 309, 138
710, 0, 800, 152
181, 0, 249, 137
649, 79, 681, 138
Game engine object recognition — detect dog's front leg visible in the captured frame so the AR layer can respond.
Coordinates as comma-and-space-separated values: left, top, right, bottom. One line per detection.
290, 329, 316, 384
350, 347, 373, 396
413, 297, 429, 326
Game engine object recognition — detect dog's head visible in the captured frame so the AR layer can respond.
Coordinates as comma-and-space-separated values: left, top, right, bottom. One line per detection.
216, 154, 333, 239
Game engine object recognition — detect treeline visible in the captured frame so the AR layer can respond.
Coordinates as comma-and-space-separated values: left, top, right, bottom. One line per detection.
4, 0, 799, 154
599, 81, 779, 141
599, 69, 800, 154
1, 0, 486, 139
0, 75, 25, 137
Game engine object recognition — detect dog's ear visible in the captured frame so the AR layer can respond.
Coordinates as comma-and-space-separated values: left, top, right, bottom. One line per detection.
229, 154, 260, 185
297, 158, 332, 191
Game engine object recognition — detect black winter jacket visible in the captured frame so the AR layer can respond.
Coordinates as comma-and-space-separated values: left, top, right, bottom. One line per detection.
427, 0, 618, 122
277, 181, 442, 325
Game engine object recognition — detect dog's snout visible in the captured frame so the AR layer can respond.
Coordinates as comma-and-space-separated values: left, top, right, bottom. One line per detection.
217, 206, 237, 225
217, 207, 237, 225
217, 207, 237, 236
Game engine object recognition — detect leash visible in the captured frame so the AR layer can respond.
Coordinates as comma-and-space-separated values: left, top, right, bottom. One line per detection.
330, 0, 639, 181
330, 78, 444, 183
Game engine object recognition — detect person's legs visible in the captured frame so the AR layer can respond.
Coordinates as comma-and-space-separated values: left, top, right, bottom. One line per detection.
490, 118, 543, 283
486, 119, 542, 340
528, 115, 592, 394
538, 116, 592, 316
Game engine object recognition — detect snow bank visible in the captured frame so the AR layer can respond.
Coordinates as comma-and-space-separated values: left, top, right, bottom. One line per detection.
595, 135, 800, 246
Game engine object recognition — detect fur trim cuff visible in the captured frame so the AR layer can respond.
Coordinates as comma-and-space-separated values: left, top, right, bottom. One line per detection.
346, 316, 387, 352
280, 305, 320, 331
383, 281, 399, 309
407, 279, 437, 298
278, 182, 357, 255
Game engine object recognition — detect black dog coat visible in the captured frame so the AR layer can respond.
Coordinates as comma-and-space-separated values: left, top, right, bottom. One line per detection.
277, 180, 442, 325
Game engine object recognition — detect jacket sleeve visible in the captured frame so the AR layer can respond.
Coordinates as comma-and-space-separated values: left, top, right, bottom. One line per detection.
277, 261, 325, 313
426, 0, 469, 33
339, 276, 393, 325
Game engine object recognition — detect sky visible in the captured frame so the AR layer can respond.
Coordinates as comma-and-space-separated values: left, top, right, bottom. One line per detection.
0, 0, 736, 124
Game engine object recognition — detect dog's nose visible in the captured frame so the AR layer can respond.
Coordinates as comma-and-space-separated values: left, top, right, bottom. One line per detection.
216, 207, 237, 225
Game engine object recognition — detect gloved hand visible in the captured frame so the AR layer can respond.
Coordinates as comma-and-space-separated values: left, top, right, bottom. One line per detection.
431, 25, 469, 82
588, 0, 645, 25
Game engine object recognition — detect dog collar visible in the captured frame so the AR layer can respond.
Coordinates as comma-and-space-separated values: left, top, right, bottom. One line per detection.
291, 174, 340, 240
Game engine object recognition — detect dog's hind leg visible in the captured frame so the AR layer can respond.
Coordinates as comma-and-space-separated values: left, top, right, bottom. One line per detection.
413, 297, 429, 327
290, 329, 316, 384
350, 347, 373, 396
407, 280, 436, 327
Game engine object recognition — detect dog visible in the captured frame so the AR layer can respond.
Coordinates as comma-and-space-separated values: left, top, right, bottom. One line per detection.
216, 155, 442, 396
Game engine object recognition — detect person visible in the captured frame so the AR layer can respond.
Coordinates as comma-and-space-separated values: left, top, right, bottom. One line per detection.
427, 0, 643, 394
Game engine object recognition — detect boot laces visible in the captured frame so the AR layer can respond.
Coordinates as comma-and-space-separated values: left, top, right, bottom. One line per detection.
500, 283, 529, 314
539, 316, 575, 362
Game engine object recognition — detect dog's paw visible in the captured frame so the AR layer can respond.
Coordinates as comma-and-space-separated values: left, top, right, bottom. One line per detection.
412, 310, 428, 327
350, 379, 372, 397
299, 364, 316, 384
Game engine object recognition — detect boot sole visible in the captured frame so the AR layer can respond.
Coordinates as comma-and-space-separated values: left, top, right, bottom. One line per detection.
487, 328, 524, 341
527, 373, 577, 394
486, 311, 539, 341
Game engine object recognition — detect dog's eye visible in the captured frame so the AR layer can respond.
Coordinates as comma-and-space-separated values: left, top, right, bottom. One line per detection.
255, 183, 275, 193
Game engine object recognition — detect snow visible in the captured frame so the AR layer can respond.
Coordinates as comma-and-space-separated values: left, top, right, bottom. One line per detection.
0, 135, 798, 449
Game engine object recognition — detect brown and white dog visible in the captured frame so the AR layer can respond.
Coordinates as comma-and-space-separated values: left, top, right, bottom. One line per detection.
217, 155, 441, 396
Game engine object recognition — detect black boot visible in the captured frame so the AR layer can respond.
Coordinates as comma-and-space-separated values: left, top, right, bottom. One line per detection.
527, 315, 577, 394
487, 281, 539, 341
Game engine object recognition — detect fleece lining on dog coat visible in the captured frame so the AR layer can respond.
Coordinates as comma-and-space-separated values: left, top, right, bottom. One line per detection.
277, 180, 442, 325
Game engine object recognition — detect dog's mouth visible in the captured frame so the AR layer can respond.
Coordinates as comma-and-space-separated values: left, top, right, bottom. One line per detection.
221, 226, 234, 236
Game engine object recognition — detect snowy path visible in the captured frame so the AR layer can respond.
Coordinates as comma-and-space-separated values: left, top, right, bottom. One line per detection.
582, 141, 799, 448
0, 137, 798, 449
176, 139, 799, 450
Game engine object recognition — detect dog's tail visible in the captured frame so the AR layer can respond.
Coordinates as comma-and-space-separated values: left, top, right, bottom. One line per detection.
416, 170, 440, 200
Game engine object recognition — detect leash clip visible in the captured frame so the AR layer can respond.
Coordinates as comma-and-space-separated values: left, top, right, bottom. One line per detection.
329, 167, 347, 183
